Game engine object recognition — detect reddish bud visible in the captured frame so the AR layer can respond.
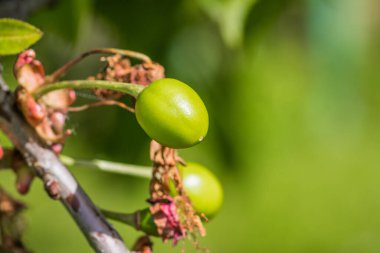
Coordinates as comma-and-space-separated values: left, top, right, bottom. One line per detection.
50, 112, 66, 134
132, 236, 153, 253
14, 49, 45, 92
14, 49, 35, 71
68, 89, 76, 103
17, 89, 46, 126
41, 88, 76, 110
15, 166, 35, 195
51, 144, 63, 154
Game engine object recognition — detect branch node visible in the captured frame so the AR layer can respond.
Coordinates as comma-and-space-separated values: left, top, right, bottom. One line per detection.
43, 174, 61, 200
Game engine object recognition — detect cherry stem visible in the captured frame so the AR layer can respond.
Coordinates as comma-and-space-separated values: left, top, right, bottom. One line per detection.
60, 155, 152, 179
33, 80, 145, 100
100, 209, 137, 228
68, 100, 135, 113
101, 208, 156, 236
46, 48, 152, 83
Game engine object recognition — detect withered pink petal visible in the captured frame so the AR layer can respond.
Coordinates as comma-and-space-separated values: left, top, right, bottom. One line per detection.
149, 197, 185, 244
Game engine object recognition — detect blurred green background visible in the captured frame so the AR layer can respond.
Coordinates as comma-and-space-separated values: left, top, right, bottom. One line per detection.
1, 0, 380, 252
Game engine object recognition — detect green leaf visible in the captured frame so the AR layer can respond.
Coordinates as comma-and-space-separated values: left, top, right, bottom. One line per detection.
0, 18, 43, 56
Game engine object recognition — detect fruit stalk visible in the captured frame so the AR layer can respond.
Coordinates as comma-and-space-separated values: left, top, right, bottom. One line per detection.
101, 208, 158, 236
33, 80, 145, 100
60, 155, 152, 178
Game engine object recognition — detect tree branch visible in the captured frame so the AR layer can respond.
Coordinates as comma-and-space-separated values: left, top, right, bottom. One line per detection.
0, 65, 129, 253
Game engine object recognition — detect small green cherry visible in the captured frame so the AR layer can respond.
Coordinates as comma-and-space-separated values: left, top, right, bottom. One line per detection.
135, 78, 209, 149
179, 162, 223, 218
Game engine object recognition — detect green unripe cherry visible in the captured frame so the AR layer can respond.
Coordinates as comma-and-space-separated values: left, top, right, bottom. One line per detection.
178, 162, 223, 218
135, 78, 209, 149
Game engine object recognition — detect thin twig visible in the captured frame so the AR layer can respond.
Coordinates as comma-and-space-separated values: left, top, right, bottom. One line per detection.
0, 66, 130, 253
68, 100, 135, 113
46, 48, 152, 83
